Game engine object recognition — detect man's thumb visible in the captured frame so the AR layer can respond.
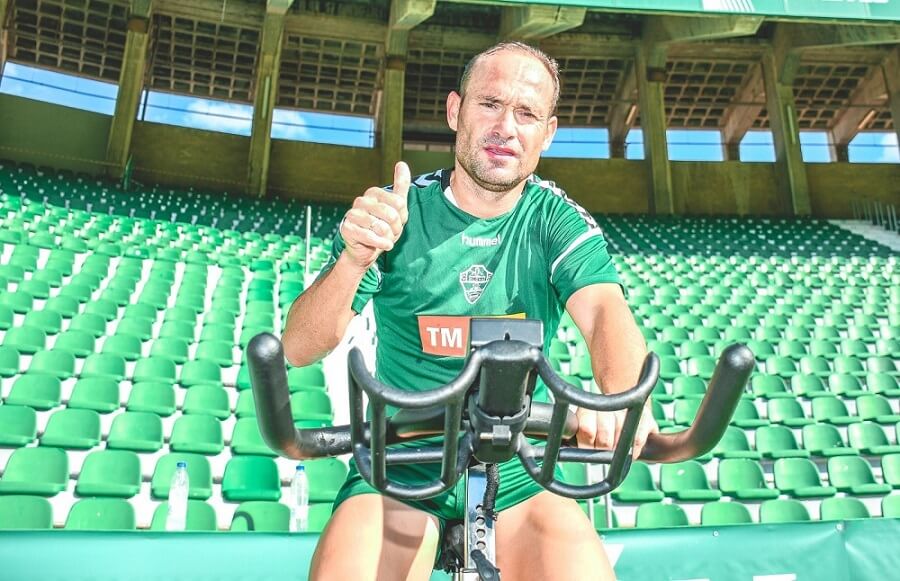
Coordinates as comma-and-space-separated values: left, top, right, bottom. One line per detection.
393, 161, 411, 197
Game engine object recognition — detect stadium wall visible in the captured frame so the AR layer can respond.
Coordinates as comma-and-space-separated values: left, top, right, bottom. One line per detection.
0, 94, 110, 175
1, 94, 897, 217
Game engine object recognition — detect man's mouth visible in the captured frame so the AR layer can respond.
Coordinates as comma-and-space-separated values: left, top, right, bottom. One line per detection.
484, 145, 516, 158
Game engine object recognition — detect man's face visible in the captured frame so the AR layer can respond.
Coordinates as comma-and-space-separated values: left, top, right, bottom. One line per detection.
447, 50, 558, 193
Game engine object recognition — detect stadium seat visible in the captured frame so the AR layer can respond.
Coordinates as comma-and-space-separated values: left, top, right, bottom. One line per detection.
718, 458, 779, 500
221, 455, 282, 502
811, 396, 856, 426
634, 502, 688, 528
612, 462, 664, 502
126, 382, 176, 416
755, 425, 809, 459
883, 495, 900, 518
23, 310, 63, 335
169, 415, 224, 455
856, 395, 900, 425
847, 422, 900, 455
40, 408, 101, 449
0, 446, 69, 495
150, 500, 218, 531
713, 426, 760, 459
287, 365, 326, 392
151, 453, 213, 500
802, 424, 858, 457
0, 404, 37, 446
230, 501, 289, 532
133, 356, 177, 384
772, 457, 836, 499
65, 498, 135, 530
305, 458, 349, 503
758, 499, 812, 523
3, 325, 46, 355
0, 495, 53, 529
826, 456, 891, 496
81, 353, 126, 382
102, 334, 143, 361
230, 417, 276, 456
67, 377, 120, 413
290, 391, 333, 423
75, 450, 142, 498
731, 399, 768, 428
659, 460, 721, 501
182, 385, 231, 419
5, 373, 61, 410
767, 398, 812, 427
699, 501, 753, 526
883, 455, 900, 489
107, 412, 164, 452
819, 497, 870, 520
0, 345, 20, 377
234, 391, 257, 418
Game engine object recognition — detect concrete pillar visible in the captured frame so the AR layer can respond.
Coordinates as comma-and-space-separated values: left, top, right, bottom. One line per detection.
884, 48, 900, 150
0, 0, 8, 78
760, 50, 810, 216
248, 6, 289, 197
725, 142, 741, 161
609, 138, 626, 159
105, 0, 152, 179
635, 44, 673, 215
834, 143, 850, 163
380, 55, 405, 184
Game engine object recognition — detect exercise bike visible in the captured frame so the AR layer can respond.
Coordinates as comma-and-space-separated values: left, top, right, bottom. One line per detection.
247, 318, 755, 580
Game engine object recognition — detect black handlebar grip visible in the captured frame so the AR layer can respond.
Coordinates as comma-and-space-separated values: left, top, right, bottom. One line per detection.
638, 343, 755, 463
247, 333, 353, 460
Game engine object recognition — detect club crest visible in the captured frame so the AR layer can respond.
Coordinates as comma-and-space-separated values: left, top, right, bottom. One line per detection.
459, 264, 493, 305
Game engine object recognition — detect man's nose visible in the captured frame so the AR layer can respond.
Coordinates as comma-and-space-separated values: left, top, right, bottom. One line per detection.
492, 107, 517, 138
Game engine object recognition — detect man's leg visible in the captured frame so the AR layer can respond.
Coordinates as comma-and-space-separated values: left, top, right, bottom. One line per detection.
495, 491, 615, 581
309, 493, 441, 581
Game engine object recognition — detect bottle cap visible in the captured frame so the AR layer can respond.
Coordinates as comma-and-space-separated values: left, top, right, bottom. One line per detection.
296, 464, 305, 471
176, 461, 187, 469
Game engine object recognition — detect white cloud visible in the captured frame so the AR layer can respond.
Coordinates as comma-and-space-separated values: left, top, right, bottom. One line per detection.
272, 109, 311, 140
183, 99, 253, 136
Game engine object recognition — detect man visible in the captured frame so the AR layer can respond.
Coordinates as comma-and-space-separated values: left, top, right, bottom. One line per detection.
283, 41, 657, 580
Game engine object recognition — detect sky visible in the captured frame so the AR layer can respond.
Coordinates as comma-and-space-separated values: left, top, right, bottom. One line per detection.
1, 61, 898, 164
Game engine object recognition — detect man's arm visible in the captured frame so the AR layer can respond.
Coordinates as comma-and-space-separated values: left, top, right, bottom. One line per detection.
281, 161, 411, 367
565, 282, 658, 458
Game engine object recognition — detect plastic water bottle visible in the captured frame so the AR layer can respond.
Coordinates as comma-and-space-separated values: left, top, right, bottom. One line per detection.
165, 461, 189, 531
289, 464, 309, 532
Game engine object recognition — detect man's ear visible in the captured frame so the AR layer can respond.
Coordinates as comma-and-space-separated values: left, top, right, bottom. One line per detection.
446, 91, 462, 132
542, 115, 558, 151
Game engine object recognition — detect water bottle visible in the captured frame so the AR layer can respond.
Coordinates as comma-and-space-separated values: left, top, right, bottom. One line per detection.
289, 464, 309, 532
165, 461, 190, 531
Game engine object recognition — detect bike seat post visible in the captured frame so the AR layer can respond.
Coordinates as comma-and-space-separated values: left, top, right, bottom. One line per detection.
463, 465, 497, 580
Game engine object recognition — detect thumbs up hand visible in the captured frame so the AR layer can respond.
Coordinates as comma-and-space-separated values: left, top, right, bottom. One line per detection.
339, 161, 411, 271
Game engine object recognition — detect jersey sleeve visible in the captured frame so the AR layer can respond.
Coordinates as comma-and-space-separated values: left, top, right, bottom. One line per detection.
320, 228, 383, 314
546, 192, 621, 305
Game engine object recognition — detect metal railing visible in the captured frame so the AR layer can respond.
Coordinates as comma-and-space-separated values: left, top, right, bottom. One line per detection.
851, 198, 899, 234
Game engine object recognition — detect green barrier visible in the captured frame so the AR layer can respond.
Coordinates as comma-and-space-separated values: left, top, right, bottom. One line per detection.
507, 0, 900, 22
0, 519, 897, 580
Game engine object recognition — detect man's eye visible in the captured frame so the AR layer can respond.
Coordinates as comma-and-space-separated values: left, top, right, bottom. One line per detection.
481, 101, 498, 109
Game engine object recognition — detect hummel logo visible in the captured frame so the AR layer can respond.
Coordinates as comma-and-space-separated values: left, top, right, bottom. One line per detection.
461, 233, 502, 247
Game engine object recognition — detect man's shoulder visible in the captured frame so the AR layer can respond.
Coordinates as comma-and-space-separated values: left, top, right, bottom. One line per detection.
526, 174, 599, 228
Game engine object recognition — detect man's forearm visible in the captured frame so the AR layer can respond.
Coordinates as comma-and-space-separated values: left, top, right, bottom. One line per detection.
282, 252, 369, 367
588, 299, 647, 395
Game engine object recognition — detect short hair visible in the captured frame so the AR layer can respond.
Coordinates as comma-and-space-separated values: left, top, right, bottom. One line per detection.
459, 41, 561, 113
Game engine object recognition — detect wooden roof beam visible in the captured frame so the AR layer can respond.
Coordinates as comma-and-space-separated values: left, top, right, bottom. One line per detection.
500, 5, 586, 41
643, 13, 763, 45
830, 63, 888, 149
722, 62, 765, 148
606, 62, 637, 157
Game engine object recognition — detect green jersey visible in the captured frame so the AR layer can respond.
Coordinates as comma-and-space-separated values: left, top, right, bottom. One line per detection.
325, 168, 620, 403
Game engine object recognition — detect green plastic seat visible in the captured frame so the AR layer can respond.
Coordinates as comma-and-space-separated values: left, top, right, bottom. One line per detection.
634, 502, 688, 528
75, 449, 142, 498
40, 408, 101, 449
659, 460, 721, 501
159, 320, 195, 342
0, 446, 68, 496
772, 457, 836, 498
101, 334, 143, 361
791, 375, 829, 398
23, 310, 63, 334
0, 290, 34, 314
221, 455, 282, 502
751, 374, 793, 399
828, 374, 866, 398
126, 382, 176, 416
811, 396, 856, 426
230, 417, 276, 456
866, 373, 900, 397
163, 306, 198, 324
179, 359, 222, 388
767, 398, 812, 427
718, 458, 779, 500
182, 385, 230, 420
5, 373, 61, 410
672, 398, 701, 426
25, 349, 74, 380
713, 426, 760, 459
820, 497, 870, 520
116, 317, 154, 342
0, 495, 53, 529
290, 391, 333, 422
230, 501, 289, 532
759, 499, 811, 523
305, 458, 349, 502
65, 498, 135, 530
67, 377, 120, 413
3, 325, 46, 355
0, 345, 19, 377
84, 298, 119, 322
856, 395, 900, 424
848, 422, 900, 455
699, 501, 752, 525
68, 313, 108, 339
826, 456, 891, 496
150, 500, 217, 531
234, 391, 257, 418
195, 340, 234, 367
883, 454, 900, 488
755, 425, 809, 459
287, 365, 327, 392
150, 338, 189, 365
151, 453, 213, 500
611, 462, 664, 502
798, 356, 831, 377
107, 411, 164, 452
0, 405, 37, 446
731, 399, 768, 428
53, 330, 95, 358
802, 423, 858, 457
81, 353, 126, 382
170, 415, 224, 455
671, 376, 705, 400
882, 494, 900, 518
133, 356, 177, 384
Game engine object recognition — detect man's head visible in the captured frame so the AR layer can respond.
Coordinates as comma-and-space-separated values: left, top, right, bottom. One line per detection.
447, 42, 560, 195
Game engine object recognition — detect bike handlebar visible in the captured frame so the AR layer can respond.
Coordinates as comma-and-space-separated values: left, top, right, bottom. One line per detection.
248, 330, 754, 500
